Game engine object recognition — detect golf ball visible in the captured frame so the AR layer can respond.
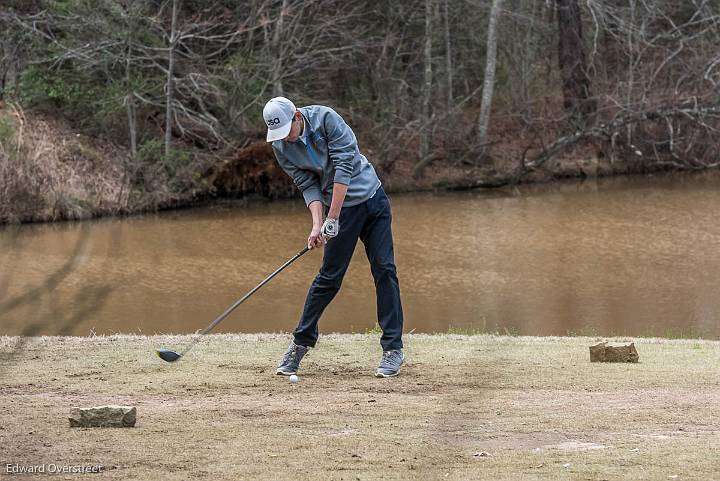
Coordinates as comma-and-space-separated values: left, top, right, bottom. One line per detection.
289, 375, 299, 384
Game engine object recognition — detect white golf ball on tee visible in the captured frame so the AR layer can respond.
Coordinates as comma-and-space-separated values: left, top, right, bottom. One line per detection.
289, 374, 299, 384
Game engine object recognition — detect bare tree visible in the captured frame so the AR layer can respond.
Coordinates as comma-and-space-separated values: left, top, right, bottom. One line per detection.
0, 24, 21, 100
3, 0, 720, 214
270, 0, 288, 97
556, 0, 595, 124
443, 0, 453, 110
525, 1, 720, 171
164, 0, 181, 158
416, 0, 434, 174
476, 0, 503, 147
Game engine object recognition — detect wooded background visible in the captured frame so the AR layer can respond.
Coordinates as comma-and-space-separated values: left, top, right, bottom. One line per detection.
1, 0, 719, 222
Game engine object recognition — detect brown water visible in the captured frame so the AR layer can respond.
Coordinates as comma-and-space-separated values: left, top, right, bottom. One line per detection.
2, 171, 720, 338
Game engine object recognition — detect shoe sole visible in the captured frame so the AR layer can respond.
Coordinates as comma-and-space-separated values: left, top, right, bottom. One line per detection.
276, 370, 296, 376
375, 369, 400, 378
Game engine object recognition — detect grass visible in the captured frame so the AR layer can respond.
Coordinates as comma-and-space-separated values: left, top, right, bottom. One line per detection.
365, 325, 382, 335
1, 333, 719, 480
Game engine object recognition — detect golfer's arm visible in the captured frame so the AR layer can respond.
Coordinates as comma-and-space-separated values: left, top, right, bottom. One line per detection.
327, 183, 348, 220
308, 200, 324, 227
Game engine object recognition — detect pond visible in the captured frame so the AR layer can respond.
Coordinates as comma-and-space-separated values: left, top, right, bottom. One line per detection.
2, 170, 719, 339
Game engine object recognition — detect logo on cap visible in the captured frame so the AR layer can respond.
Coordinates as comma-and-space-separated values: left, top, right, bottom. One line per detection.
263, 96, 296, 142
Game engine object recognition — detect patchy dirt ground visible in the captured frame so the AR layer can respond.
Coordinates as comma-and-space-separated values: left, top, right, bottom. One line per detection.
0, 334, 718, 480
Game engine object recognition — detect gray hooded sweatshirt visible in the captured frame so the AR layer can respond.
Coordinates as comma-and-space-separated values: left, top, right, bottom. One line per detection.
271, 105, 381, 207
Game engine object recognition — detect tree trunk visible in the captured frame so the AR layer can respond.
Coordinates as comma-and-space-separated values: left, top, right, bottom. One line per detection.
125, 87, 137, 159
164, 0, 180, 158
0, 37, 6, 100
556, 0, 595, 123
124, 28, 137, 160
625, 0, 636, 144
271, 0, 288, 97
477, 0, 503, 146
443, 0, 453, 110
0, 27, 20, 101
519, 0, 539, 104
419, 0, 433, 165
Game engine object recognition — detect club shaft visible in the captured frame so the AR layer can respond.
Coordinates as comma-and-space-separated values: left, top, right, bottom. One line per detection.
179, 246, 310, 357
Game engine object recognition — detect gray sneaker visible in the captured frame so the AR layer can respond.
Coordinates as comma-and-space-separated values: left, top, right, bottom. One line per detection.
375, 349, 404, 378
276, 341, 309, 375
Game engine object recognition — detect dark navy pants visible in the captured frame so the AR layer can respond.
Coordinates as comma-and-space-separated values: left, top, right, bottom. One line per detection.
293, 186, 404, 351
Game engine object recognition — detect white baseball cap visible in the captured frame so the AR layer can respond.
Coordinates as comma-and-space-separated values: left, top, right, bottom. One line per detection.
263, 97, 296, 142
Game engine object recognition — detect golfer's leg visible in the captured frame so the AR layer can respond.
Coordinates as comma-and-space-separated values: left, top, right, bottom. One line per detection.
293, 204, 365, 347
360, 188, 404, 351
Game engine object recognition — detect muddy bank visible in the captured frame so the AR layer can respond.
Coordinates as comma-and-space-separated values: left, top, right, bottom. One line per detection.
210, 137, 707, 200
1, 333, 718, 480
2, 105, 717, 224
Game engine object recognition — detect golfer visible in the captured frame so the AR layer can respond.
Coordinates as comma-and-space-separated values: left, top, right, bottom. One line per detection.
263, 97, 405, 378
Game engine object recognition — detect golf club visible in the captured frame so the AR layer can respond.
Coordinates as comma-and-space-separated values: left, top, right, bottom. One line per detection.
156, 245, 310, 362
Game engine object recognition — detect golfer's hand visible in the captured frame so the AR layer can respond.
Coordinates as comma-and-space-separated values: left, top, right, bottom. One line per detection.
321, 217, 339, 239
308, 225, 326, 250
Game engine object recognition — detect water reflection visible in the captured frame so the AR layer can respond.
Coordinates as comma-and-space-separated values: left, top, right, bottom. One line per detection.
1, 171, 720, 338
